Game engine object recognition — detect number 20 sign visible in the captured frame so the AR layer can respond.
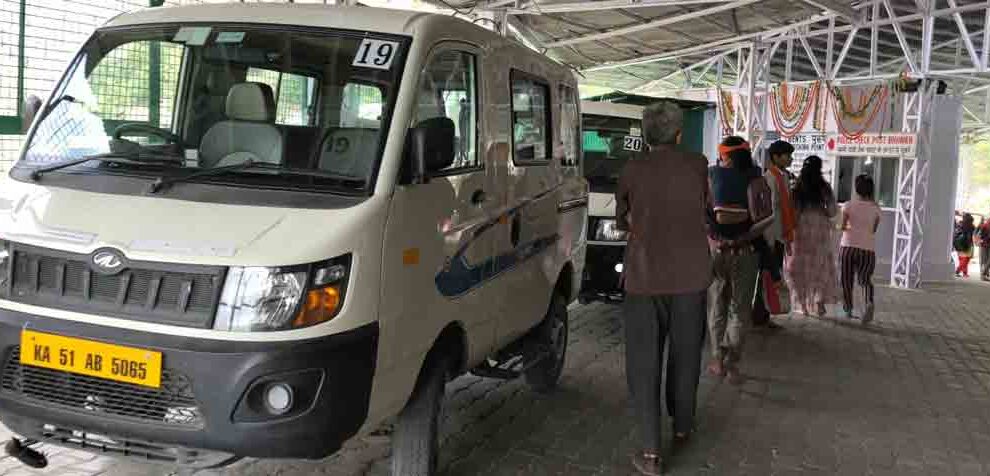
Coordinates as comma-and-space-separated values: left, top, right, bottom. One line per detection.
353, 39, 401, 70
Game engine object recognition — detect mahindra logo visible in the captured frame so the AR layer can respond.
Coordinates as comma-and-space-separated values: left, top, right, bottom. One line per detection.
90, 249, 126, 275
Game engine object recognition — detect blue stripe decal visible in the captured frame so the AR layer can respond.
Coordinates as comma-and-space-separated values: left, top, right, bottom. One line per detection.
435, 233, 559, 298
435, 187, 561, 298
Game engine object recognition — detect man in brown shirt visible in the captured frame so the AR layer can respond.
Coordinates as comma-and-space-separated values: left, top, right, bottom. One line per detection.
616, 100, 711, 475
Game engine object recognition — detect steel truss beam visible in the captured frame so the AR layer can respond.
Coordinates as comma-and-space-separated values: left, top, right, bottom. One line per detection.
585, 1, 988, 75
544, 0, 760, 48
796, 0, 860, 23
891, 84, 936, 289
503, 0, 737, 15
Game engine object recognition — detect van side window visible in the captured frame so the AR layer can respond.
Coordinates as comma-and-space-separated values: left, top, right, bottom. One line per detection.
245, 67, 319, 126
558, 84, 580, 167
510, 72, 551, 164
414, 50, 478, 172
340, 83, 384, 128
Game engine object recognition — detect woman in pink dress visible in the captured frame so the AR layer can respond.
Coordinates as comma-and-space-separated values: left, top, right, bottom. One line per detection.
785, 156, 839, 317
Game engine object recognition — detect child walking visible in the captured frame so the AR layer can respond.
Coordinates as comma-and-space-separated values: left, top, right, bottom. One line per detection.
840, 174, 881, 323
954, 213, 977, 277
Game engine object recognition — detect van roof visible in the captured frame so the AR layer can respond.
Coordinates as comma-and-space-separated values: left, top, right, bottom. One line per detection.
581, 101, 643, 120
104, 4, 434, 37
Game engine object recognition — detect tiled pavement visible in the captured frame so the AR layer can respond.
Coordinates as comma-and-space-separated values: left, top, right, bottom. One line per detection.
1, 279, 990, 475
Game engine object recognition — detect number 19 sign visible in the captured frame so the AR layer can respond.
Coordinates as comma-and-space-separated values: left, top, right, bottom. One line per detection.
353, 38, 400, 70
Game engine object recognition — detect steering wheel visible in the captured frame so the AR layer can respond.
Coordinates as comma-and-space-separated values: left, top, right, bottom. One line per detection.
112, 123, 185, 147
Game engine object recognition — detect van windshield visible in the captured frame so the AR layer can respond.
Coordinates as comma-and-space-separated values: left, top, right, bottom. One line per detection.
16, 24, 406, 194
582, 114, 642, 193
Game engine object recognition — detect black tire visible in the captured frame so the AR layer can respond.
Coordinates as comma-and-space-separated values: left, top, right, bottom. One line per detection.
524, 293, 568, 393
392, 353, 449, 476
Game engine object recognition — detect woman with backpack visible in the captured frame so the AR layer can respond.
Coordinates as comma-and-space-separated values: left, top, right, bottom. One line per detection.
786, 156, 839, 317
706, 138, 774, 384
954, 213, 977, 278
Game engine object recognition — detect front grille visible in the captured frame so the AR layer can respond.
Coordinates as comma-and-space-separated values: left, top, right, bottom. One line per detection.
38, 424, 234, 468
4, 243, 225, 328
1, 347, 203, 428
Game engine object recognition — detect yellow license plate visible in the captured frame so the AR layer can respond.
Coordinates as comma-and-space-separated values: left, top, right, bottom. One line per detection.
19, 330, 162, 389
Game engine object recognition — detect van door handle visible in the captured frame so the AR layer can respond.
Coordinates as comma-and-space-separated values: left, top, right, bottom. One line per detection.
471, 189, 487, 205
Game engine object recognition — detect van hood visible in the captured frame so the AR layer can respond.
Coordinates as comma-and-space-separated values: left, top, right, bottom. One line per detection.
0, 181, 382, 266
589, 191, 616, 217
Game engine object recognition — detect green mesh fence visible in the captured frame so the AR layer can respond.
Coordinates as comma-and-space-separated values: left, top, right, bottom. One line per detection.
0, 0, 335, 170
88, 40, 183, 126
246, 67, 317, 126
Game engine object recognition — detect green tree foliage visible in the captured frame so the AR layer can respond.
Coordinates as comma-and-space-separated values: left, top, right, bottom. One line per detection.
959, 140, 990, 214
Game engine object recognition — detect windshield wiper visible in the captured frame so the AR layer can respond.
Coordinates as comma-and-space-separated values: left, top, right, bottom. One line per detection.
30, 152, 182, 181
31, 94, 77, 129
146, 161, 368, 194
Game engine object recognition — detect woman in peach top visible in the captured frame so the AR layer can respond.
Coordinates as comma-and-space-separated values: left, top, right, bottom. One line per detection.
840, 174, 881, 323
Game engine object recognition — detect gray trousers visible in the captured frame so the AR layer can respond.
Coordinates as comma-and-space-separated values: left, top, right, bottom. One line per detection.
623, 291, 707, 453
981, 246, 990, 278
708, 248, 758, 365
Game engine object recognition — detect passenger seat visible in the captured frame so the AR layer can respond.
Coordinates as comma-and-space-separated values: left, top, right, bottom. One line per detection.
199, 83, 284, 168
317, 128, 380, 178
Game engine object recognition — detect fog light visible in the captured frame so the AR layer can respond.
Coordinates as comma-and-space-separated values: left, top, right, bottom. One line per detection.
264, 383, 294, 415
615, 263, 624, 273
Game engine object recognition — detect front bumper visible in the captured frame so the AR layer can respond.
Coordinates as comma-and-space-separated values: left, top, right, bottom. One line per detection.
579, 242, 626, 302
0, 308, 377, 463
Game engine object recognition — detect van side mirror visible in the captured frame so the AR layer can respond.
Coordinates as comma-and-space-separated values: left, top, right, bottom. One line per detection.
407, 117, 455, 183
21, 95, 42, 133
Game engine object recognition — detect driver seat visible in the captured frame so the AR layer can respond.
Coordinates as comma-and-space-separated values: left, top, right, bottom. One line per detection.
199, 82, 284, 168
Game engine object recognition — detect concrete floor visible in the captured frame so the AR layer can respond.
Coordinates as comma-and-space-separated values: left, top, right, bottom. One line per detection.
1, 278, 990, 475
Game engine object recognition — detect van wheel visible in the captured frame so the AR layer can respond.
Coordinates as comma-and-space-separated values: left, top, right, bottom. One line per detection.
392, 352, 449, 476
524, 294, 568, 393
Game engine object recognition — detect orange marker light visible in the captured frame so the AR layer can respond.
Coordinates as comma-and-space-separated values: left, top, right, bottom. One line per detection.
293, 286, 341, 328
402, 248, 420, 266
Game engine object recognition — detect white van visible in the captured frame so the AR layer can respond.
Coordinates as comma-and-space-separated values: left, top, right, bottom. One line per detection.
578, 101, 642, 303
0, 4, 586, 474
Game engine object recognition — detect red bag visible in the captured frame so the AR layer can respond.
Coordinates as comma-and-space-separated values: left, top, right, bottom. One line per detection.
760, 270, 791, 315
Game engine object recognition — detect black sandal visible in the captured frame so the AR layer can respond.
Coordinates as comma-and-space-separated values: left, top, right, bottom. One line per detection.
632, 451, 662, 476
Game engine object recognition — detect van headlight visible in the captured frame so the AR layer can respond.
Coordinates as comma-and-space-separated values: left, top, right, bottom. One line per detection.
594, 219, 627, 242
214, 254, 351, 332
0, 241, 9, 293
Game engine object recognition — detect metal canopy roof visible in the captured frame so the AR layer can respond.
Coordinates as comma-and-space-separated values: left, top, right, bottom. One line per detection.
444, 0, 990, 131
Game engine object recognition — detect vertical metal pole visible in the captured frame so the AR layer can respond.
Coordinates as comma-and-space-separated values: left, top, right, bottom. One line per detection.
301, 80, 310, 124
984, 87, 990, 124
149, 41, 161, 127
870, 0, 879, 77
736, 48, 744, 86
716, 57, 724, 133
921, 0, 933, 74
16, 0, 26, 123
826, 16, 835, 78
983, 5, 990, 71
716, 57, 724, 88
785, 38, 793, 82
747, 41, 758, 141
759, 41, 771, 159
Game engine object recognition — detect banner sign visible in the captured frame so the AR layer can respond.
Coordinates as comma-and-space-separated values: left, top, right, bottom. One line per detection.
826, 133, 917, 157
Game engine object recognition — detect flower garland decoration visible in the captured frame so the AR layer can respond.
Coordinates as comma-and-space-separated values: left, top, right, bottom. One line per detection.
769, 81, 819, 138
812, 80, 825, 131
776, 82, 811, 121
717, 88, 735, 133
828, 83, 889, 140
833, 85, 884, 123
